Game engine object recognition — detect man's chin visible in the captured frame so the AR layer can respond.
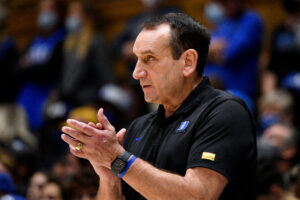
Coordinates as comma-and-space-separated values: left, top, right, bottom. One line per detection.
144, 94, 156, 104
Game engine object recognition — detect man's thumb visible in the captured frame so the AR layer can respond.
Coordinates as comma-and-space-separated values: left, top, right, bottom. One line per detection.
97, 108, 114, 131
117, 128, 126, 145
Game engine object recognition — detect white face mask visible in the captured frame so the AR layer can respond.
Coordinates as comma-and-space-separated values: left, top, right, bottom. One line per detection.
37, 11, 58, 31
204, 2, 225, 25
141, 0, 160, 7
65, 15, 82, 34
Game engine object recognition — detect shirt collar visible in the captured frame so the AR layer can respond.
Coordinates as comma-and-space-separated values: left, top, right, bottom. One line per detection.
154, 76, 213, 122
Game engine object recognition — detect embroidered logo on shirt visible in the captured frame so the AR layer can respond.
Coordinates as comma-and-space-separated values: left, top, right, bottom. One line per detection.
176, 121, 189, 132
201, 152, 216, 161
134, 135, 144, 142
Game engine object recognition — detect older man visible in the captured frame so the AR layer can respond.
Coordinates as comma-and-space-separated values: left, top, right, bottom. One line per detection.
61, 13, 256, 200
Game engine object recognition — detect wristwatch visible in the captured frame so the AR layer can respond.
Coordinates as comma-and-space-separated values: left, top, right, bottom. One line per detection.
111, 151, 132, 175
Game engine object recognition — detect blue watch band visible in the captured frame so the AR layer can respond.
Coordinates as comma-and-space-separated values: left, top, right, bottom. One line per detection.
119, 155, 137, 178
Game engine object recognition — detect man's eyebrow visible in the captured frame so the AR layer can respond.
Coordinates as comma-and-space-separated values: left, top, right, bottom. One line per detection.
140, 50, 154, 55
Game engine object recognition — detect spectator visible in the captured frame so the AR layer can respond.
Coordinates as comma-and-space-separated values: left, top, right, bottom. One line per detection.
67, 172, 99, 200
41, 178, 65, 200
257, 123, 300, 174
51, 152, 82, 184
268, 0, 300, 128
256, 161, 286, 200
0, 173, 25, 200
269, 0, 300, 83
26, 171, 49, 200
0, 4, 37, 171
16, 0, 65, 132
0, 3, 20, 104
54, 0, 115, 108
204, 0, 264, 99
257, 89, 294, 132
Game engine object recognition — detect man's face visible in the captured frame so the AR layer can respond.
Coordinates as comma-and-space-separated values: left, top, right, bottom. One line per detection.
263, 124, 290, 148
132, 24, 185, 105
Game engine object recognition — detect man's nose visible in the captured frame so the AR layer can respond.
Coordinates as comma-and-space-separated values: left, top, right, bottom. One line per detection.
132, 61, 146, 80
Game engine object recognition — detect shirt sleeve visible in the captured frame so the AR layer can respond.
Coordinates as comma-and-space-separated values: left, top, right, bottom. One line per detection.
187, 100, 255, 181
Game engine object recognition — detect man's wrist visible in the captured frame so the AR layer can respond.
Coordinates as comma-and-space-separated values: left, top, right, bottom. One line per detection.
119, 155, 137, 178
111, 151, 132, 175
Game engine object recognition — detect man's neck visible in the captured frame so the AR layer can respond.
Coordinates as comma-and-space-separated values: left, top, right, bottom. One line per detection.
164, 76, 203, 118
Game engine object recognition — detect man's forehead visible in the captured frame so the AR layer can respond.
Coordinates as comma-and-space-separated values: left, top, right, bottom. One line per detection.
142, 23, 171, 35
133, 24, 171, 54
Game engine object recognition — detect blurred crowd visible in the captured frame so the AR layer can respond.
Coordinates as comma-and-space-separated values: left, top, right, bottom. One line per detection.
0, 0, 299, 199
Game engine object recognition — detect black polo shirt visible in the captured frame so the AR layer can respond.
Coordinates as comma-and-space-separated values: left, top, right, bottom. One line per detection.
122, 77, 257, 200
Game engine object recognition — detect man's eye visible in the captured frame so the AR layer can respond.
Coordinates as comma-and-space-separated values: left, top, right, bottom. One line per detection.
146, 56, 153, 61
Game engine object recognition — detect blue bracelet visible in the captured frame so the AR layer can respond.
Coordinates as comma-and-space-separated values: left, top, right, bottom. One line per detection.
119, 155, 137, 178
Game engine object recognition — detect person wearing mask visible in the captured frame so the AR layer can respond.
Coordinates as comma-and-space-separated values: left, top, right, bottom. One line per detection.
204, 0, 264, 100
257, 123, 300, 174
55, 0, 115, 107
269, 0, 300, 83
16, 0, 65, 132
256, 123, 300, 199
269, 0, 300, 129
203, 0, 226, 28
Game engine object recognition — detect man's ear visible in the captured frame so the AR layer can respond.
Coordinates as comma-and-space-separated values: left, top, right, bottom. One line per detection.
182, 49, 198, 77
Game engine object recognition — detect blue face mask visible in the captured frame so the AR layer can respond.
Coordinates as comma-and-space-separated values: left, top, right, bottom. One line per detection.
204, 2, 225, 25
259, 113, 282, 132
65, 15, 82, 34
37, 11, 58, 31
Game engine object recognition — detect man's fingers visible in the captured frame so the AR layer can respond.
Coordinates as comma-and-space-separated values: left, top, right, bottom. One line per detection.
67, 119, 98, 136
61, 134, 86, 158
97, 108, 114, 131
117, 128, 126, 145
89, 122, 103, 130
96, 123, 103, 129
62, 126, 91, 143
69, 145, 86, 159
61, 133, 81, 148
88, 122, 96, 128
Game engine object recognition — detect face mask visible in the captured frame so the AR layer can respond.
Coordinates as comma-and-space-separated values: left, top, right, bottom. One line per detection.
65, 15, 82, 34
259, 113, 282, 132
257, 137, 280, 162
204, 2, 225, 25
37, 11, 58, 31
